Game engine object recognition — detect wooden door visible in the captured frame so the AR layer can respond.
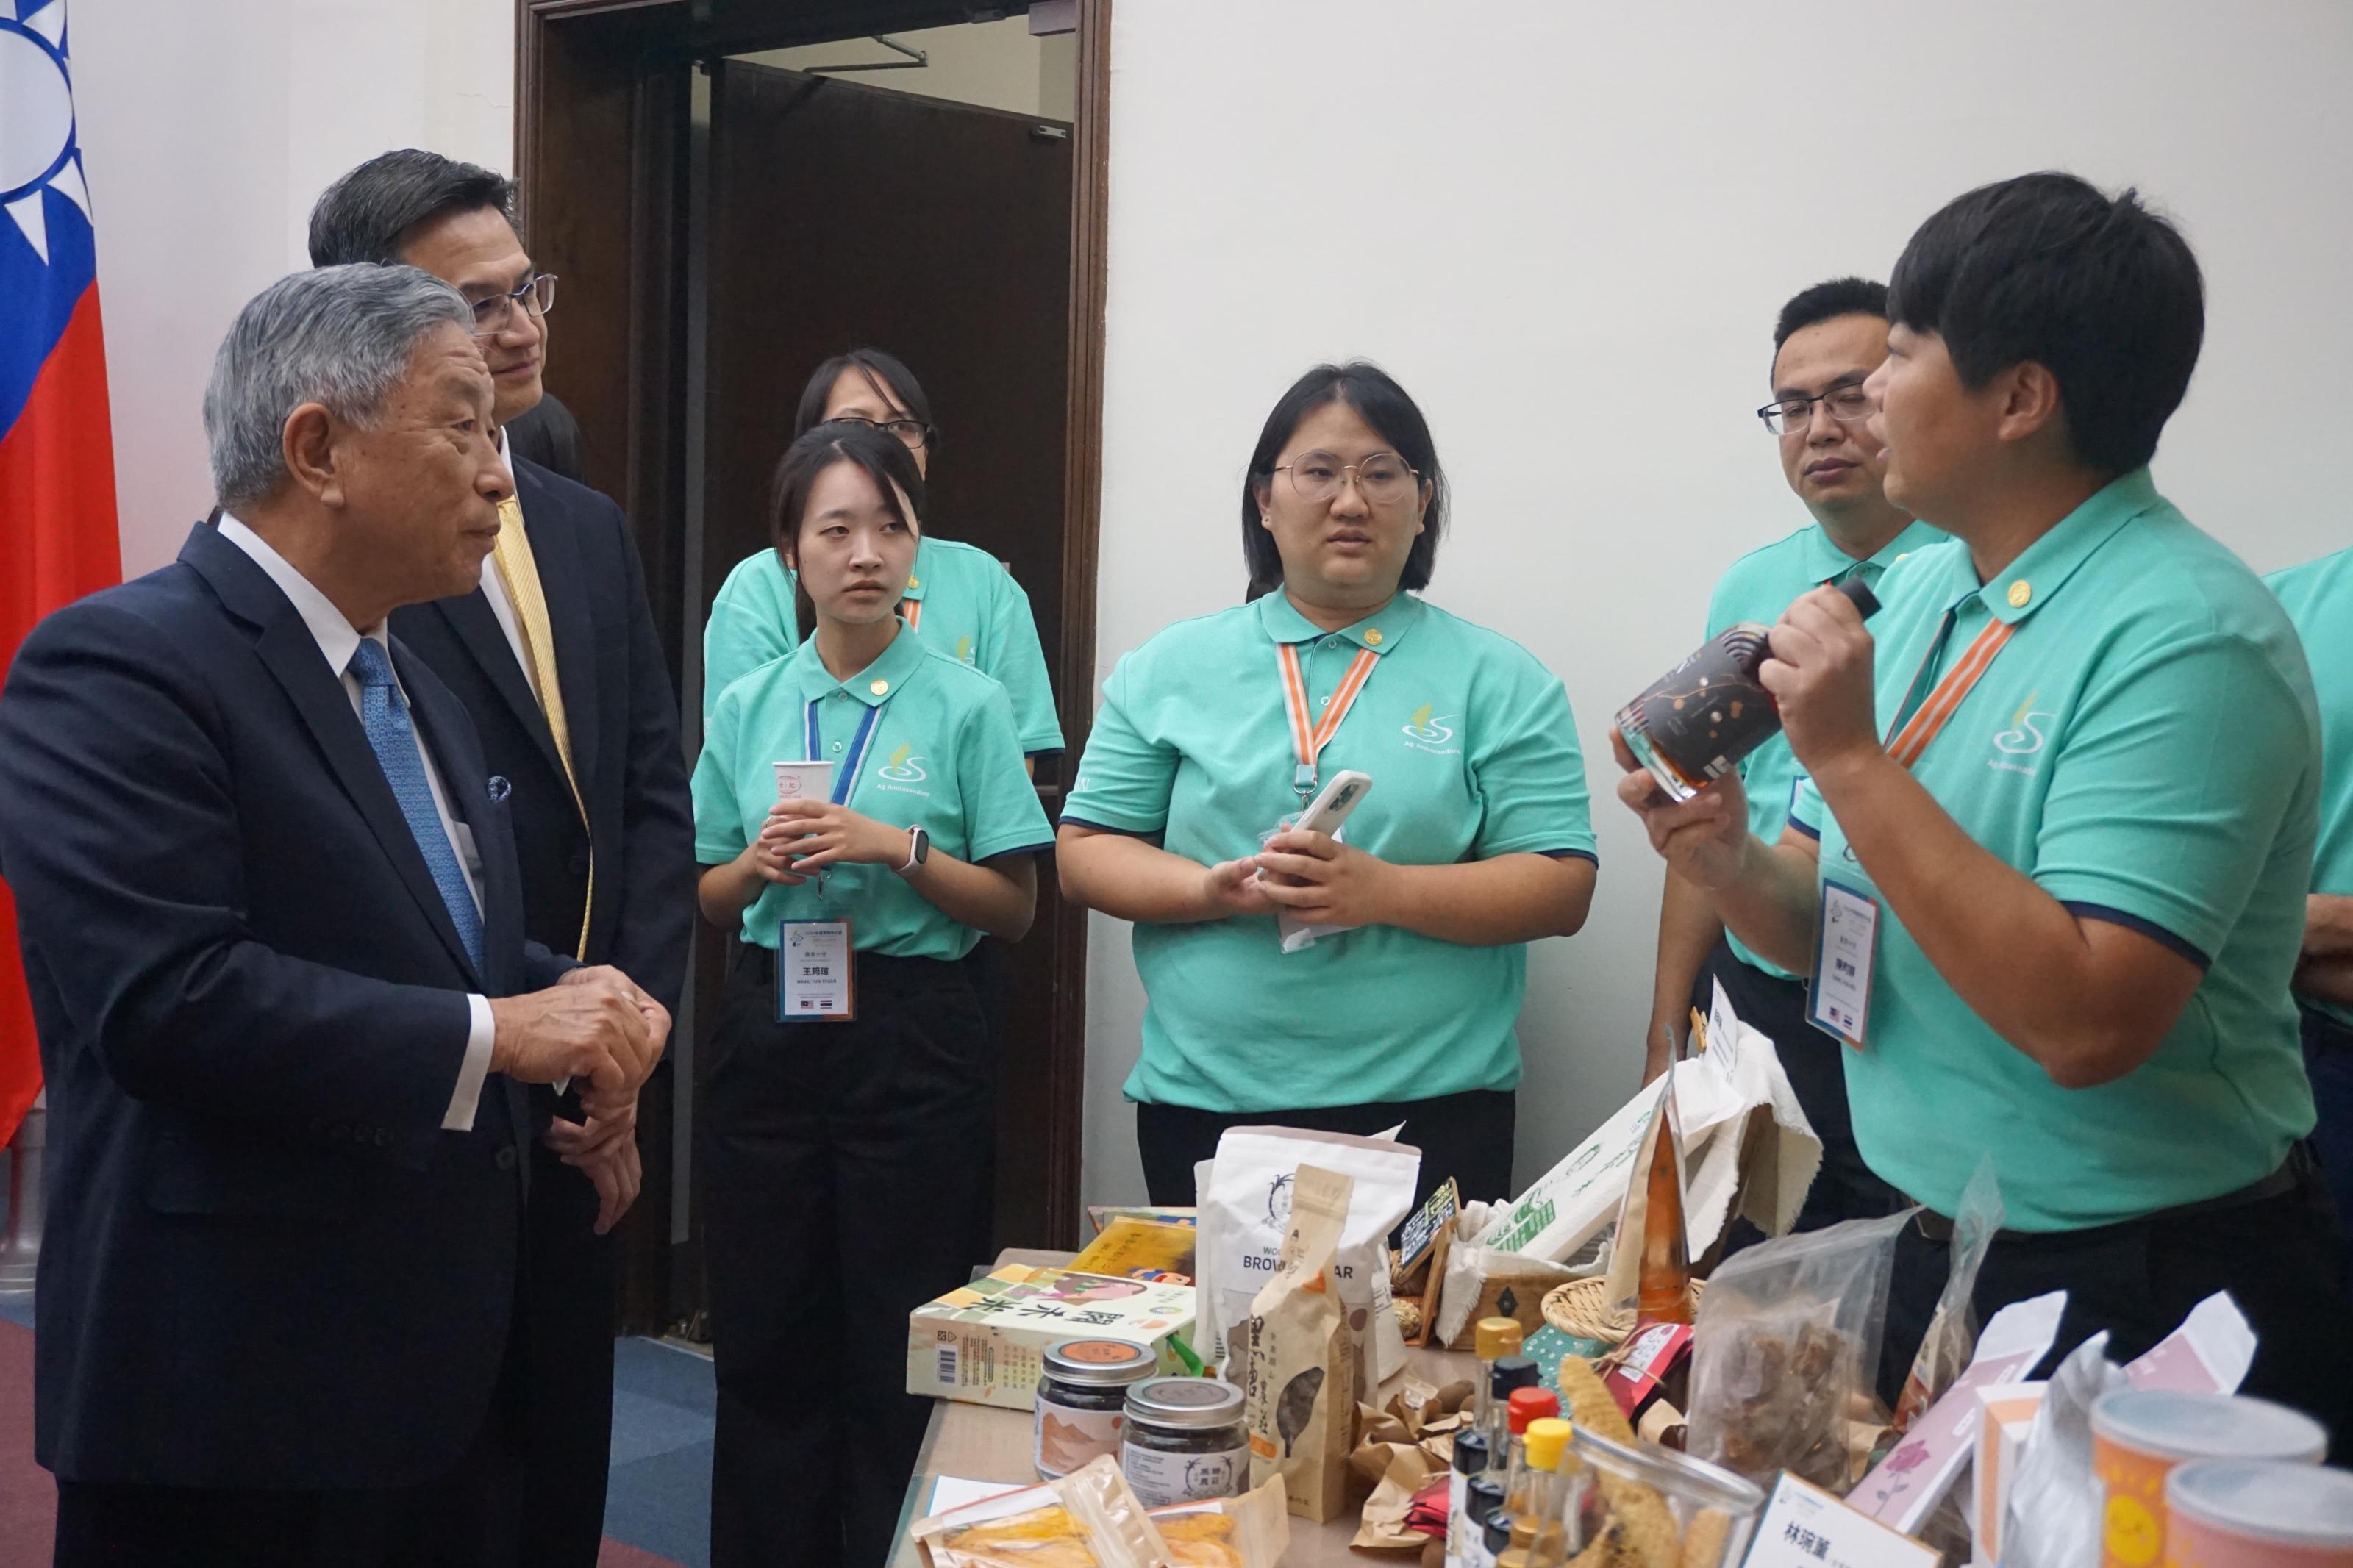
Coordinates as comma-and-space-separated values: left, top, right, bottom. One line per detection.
701, 58, 1079, 1260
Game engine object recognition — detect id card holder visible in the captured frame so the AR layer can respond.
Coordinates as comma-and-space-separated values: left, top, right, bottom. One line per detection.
777, 918, 854, 1023
1809, 878, 1877, 1050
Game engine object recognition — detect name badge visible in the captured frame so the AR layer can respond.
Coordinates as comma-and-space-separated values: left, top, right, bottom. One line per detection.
1809, 878, 1877, 1050
778, 918, 854, 1023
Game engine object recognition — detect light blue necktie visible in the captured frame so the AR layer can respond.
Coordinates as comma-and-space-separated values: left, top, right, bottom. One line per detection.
349, 638, 485, 973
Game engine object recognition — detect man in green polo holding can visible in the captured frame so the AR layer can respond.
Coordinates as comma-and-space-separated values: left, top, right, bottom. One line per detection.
1616, 171, 2350, 1453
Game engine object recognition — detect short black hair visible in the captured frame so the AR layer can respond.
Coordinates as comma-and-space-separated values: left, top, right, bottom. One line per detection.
308, 150, 518, 268
1240, 362, 1448, 600
1772, 277, 1889, 369
768, 420, 926, 642
1888, 171, 2203, 476
793, 348, 938, 448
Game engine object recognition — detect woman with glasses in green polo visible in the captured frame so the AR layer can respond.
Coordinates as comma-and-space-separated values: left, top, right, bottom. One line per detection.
1057, 362, 1599, 1209
701, 349, 1064, 764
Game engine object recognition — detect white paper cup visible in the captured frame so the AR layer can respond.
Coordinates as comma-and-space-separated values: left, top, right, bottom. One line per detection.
772, 760, 835, 802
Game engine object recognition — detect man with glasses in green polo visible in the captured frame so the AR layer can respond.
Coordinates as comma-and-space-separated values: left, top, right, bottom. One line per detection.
1643, 278, 1945, 1232
1618, 174, 2351, 1454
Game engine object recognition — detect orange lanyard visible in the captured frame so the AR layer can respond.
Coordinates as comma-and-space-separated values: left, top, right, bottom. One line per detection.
1885, 609, 2015, 769
903, 598, 923, 631
1277, 640, 1379, 798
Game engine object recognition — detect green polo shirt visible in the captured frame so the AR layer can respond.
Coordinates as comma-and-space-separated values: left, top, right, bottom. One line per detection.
2267, 545, 2353, 1027
703, 537, 1065, 754
692, 623, 1054, 959
1062, 591, 1597, 1111
1788, 469, 2319, 1231
1707, 518, 1949, 978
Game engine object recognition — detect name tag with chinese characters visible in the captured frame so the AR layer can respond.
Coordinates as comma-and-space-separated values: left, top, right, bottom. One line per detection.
777, 919, 854, 1023
1808, 878, 1877, 1051
1747, 1472, 1938, 1568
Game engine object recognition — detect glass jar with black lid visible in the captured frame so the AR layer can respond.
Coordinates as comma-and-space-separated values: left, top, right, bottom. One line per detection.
1032, 1338, 1160, 1481
1119, 1375, 1248, 1507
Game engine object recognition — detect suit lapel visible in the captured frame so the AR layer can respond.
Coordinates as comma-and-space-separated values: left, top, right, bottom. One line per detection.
434, 585, 569, 791
515, 458, 600, 791
182, 530, 483, 984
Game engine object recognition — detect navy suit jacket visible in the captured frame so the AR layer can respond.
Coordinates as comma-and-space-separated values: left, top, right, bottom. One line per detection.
388, 454, 693, 1015
0, 523, 570, 1489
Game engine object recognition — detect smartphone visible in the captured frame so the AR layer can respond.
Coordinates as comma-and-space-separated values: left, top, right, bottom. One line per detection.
1293, 769, 1373, 838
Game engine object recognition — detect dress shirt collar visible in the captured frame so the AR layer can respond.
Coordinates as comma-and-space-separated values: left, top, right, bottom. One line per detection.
215, 512, 382, 679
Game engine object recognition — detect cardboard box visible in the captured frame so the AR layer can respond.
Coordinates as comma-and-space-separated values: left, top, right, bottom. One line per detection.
1068, 1217, 1196, 1284
1970, 1381, 2046, 1567
908, 1264, 1196, 1411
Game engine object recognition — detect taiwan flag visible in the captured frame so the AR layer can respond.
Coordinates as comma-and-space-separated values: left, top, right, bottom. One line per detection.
1, 0, 120, 1148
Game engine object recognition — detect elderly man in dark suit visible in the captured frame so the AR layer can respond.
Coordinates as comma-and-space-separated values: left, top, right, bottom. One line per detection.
308, 151, 698, 1567
0, 264, 668, 1567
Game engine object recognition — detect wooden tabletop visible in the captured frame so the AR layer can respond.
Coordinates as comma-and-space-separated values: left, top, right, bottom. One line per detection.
892, 1250, 1477, 1567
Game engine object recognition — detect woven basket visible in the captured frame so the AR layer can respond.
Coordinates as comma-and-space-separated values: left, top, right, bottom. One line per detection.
1540, 1277, 1706, 1353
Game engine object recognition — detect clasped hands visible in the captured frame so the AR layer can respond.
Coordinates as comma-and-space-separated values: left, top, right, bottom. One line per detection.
1202, 827, 1396, 930
748, 798, 909, 884
487, 965, 667, 1233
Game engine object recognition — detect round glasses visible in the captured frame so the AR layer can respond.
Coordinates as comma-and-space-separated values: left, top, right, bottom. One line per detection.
468, 273, 557, 339
1757, 384, 1872, 435
1274, 449, 1420, 507
829, 415, 935, 451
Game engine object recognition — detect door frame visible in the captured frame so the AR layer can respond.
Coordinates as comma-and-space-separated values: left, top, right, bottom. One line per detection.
514, 0, 1111, 1329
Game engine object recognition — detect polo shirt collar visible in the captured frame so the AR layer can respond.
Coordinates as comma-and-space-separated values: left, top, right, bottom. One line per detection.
788, 619, 929, 708
901, 536, 937, 603
1979, 467, 2162, 626
1797, 516, 1945, 585
1253, 589, 1425, 655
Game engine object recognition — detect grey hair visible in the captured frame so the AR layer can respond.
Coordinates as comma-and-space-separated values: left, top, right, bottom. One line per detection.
202, 263, 473, 511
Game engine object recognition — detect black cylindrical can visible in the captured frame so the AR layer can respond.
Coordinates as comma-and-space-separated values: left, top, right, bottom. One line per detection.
1616, 577, 1880, 801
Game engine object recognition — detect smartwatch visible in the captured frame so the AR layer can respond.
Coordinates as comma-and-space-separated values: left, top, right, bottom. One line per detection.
897, 824, 930, 876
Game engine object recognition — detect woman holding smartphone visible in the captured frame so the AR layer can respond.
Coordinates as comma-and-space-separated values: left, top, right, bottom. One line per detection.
1057, 362, 1599, 1210
692, 421, 1052, 1568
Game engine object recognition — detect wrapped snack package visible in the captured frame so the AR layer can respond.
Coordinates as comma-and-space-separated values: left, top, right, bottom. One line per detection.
1243, 1164, 1357, 1523
1890, 1159, 2002, 1433
1198, 1128, 1418, 1378
2002, 1333, 2128, 1568
1149, 1475, 1290, 1568
914, 1456, 1170, 1568
1683, 1210, 1912, 1494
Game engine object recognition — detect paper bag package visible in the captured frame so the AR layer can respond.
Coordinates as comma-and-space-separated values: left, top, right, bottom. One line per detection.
1243, 1164, 1357, 1523
909, 1264, 1196, 1410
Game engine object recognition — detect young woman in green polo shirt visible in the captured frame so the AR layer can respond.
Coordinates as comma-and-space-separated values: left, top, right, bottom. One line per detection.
701, 348, 1064, 759
1058, 362, 1599, 1209
691, 422, 1053, 1568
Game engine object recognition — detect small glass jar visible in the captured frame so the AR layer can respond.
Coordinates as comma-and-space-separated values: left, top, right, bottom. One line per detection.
1120, 1376, 1249, 1507
1032, 1339, 1160, 1481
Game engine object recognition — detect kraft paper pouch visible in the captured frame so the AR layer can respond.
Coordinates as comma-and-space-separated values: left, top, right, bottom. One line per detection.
1244, 1164, 1357, 1524
1199, 1127, 1418, 1375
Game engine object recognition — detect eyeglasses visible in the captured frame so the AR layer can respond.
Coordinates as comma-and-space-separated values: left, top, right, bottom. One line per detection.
829, 414, 935, 451
1757, 383, 1871, 435
467, 273, 557, 338
1274, 449, 1421, 507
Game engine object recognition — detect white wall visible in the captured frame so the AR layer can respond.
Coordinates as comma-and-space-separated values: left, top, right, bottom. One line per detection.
71, 0, 513, 576
1083, 0, 2353, 1208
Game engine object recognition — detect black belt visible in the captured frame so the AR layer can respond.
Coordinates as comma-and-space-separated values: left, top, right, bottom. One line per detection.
2302, 1003, 2353, 1051
1911, 1141, 2315, 1243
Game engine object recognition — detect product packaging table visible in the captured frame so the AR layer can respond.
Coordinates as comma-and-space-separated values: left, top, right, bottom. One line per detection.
891, 1250, 1477, 1568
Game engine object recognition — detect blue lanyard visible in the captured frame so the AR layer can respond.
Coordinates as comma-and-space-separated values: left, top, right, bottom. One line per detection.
804, 700, 883, 807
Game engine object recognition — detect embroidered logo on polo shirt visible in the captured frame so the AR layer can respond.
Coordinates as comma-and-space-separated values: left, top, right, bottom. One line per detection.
1401, 703, 1461, 754
1990, 690, 2058, 776
877, 742, 929, 784
954, 634, 974, 665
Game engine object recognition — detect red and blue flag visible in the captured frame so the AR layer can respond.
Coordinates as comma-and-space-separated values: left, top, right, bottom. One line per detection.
2, 0, 121, 1146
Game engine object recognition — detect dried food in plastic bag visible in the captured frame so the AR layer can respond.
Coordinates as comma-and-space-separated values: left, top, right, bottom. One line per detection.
915, 1456, 1168, 1568
1150, 1475, 1290, 1568
1891, 1159, 2002, 1433
1684, 1209, 1912, 1493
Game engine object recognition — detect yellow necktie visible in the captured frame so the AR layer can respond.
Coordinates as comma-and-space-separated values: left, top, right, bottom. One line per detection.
489, 495, 594, 956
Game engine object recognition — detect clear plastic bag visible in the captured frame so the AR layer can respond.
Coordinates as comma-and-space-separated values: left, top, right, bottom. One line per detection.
914, 1456, 1170, 1568
1685, 1209, 1913, 1494
2002, 1333, 2127, 1568
1891, 1159, 2003, 1433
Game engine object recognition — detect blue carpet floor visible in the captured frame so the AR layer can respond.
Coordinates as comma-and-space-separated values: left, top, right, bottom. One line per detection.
604, 1337, 715, 1568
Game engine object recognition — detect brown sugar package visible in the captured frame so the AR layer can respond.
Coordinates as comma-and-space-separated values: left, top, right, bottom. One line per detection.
1243, 1164, 1357, 1523
1684, 1209, 1912, 1494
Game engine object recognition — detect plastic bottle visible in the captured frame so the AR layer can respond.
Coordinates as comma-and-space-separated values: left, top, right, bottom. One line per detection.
1470, 1316, 1524, 1436
1502, 1387, 1561, 1511
1445, 1426, 1492, 1568
1462, 1475, 1507, 1568
1482, 1355, 1539, 1470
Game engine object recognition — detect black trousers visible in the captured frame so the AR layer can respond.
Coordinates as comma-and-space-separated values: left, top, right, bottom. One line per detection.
52, 1312, 527, 1568
515, 1136, 618, 1568
1876, 1148, 2353, 1464
1695, 940, 1904, 1229
703, 944, 996, 1568
2304, 1005, 2353, 1295
1135, 1087, 1515, 1211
